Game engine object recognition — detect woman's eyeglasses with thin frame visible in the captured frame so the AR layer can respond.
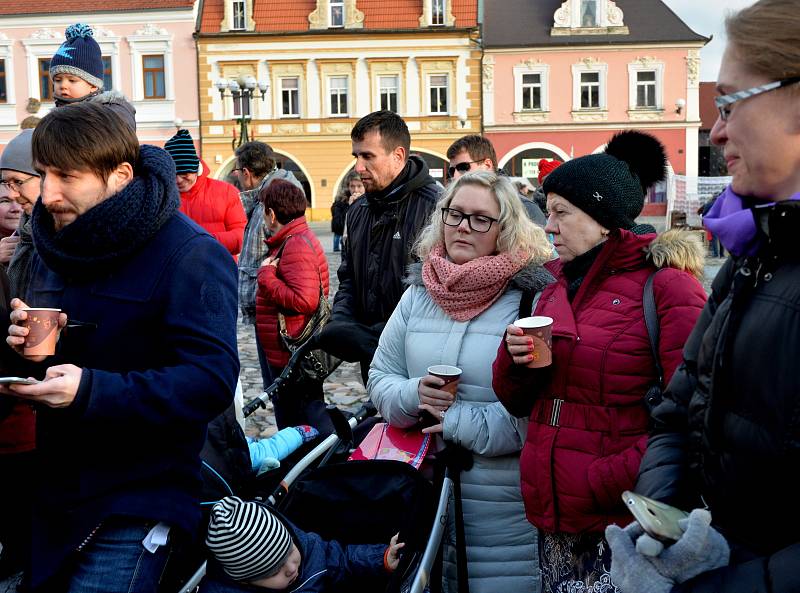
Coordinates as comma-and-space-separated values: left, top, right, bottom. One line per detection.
715, 76, 800, 121
441, 207, 498, 233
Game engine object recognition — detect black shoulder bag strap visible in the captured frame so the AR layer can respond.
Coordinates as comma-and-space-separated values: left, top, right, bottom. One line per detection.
643, 270, 664, 410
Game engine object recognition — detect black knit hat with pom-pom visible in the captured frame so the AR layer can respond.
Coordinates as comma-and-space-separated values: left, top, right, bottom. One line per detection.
542, 130, 666, 232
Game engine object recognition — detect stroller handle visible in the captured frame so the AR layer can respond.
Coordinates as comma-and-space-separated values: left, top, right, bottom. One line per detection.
242, 339, 315, 417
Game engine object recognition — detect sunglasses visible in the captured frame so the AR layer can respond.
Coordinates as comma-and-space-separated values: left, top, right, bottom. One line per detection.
715, 76, 800, 121
447, 161, 481, 178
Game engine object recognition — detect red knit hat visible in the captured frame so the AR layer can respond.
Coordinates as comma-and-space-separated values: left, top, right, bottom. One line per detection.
537, 159, 561, 185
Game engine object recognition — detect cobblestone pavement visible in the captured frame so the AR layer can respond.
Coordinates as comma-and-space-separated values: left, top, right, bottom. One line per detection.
239, 223, 368, 439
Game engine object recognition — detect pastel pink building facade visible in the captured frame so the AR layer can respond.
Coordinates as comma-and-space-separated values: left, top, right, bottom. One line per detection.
483, 0, 707, 214
0, 0, 200, 155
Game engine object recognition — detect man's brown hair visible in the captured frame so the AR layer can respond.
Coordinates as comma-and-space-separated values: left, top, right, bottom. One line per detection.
32, 102, 139, 183
446, 135, 498, 169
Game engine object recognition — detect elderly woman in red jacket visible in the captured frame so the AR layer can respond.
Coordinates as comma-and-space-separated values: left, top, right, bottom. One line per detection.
492, 131, 707, 593
255, 180, 331, 434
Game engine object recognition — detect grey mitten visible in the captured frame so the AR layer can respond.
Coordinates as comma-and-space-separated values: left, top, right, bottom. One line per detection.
606, 524, 674, 593
635, 508, 730, 584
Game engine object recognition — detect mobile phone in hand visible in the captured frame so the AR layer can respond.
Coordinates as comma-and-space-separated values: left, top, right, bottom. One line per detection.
0, 377, 40, 385
622, 490, 689, 542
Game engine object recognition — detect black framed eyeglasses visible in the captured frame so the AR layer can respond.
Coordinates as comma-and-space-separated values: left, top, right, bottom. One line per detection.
441, 207, 498, 233
447, 161, 481, 178
715, 76, 800, 121
0, 176, 37, 192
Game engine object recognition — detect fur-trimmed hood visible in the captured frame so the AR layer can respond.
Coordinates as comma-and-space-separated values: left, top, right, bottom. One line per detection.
405, 259, 555, 292
645, 229, 705, 280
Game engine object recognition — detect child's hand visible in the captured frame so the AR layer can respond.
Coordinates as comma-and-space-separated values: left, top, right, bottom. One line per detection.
384, 533, 405, 572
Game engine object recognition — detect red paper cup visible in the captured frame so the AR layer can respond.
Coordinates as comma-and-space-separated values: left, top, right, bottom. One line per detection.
22, 308, 61, 357
427, 364, 462, 395
513, 316, 553, 368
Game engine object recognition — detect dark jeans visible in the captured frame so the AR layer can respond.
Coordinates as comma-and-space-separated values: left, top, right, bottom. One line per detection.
253, 327, 275, 390
0, 450, 35, 579
269, 365, 334, 438
64, 517, 178, 593
333, 234, 342, 252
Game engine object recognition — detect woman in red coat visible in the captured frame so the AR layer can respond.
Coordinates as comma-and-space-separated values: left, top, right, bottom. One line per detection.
492, 131, 707, 593
255, 180, 331, 434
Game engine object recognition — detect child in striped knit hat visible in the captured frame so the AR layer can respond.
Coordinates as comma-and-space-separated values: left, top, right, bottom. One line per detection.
205, 496, 404, 592
49, 23, 137, 129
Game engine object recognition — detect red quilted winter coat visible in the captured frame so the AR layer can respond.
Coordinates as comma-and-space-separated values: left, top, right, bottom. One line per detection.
493, 229, 707, 534
178, 161, 246, 258
256, 217, 329, 368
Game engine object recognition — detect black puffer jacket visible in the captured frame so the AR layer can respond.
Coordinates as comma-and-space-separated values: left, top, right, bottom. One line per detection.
332, 155, 440, 327
636, 200, 800, 593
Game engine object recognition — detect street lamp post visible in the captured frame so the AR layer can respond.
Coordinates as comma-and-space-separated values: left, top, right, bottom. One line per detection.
215, 74, 269, 150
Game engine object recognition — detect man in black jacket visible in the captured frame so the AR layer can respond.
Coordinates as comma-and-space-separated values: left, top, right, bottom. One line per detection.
320, 111, 439, 382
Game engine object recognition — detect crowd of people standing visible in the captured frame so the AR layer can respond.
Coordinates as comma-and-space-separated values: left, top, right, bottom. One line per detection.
1, 0, 799, 591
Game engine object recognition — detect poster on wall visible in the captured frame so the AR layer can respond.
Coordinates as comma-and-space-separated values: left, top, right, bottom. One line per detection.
521, 159, 539, 180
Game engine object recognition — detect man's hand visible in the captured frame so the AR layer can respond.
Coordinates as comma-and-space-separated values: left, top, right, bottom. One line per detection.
504, 325, 536, 366
7, 364, 82, 408
6, 298, 68, 361
0, 234, 20, 265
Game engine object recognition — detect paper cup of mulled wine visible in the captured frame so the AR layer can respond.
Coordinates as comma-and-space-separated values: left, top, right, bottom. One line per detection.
513, 316, 553, 368
427, 364, 462, 395
21, 308, 61, 356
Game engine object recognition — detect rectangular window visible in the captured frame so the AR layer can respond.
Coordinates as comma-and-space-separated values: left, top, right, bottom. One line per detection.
379, 75, 398, 112
101, 56, 113, 91
636, 71, 657, 108
581, 0, 598, 26
580, 71, 600, 108
330, 0, 344, 27
0, 61, 6, 104
232, 0, 246, 30
431, 0, 445, 25
521, 73, 542, 110
429, 74, 449, 114
329, 76, 348, 116
142, 55, 165, 99
232, 89, 251, 117
38, 58, 52, 101
280, 77, 300, 117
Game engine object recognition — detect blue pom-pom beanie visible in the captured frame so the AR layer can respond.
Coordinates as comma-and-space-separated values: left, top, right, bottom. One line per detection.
50, 24, 104, 90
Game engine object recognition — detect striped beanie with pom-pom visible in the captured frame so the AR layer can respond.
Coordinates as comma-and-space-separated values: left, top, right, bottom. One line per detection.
206, 496, 294, 582
50, 24, 104, 90
164, 129, 201, 174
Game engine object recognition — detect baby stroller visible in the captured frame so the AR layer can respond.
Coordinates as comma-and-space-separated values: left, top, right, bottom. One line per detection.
182, 341, 470, 593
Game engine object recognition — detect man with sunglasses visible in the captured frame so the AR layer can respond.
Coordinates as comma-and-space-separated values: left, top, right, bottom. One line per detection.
318, 111, 439, 383
446, 135, 547, 226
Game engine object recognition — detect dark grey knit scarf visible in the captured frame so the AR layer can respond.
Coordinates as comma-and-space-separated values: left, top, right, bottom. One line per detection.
31, 144, 179, 280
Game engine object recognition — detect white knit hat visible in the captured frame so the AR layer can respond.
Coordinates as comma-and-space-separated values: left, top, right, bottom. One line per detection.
206, 496, 294, 581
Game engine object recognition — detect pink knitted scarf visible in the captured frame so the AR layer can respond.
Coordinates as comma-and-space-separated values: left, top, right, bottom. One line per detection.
422, 243, 526, 321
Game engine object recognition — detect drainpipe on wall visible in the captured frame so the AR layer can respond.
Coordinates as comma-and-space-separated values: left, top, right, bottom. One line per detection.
477, 0, 485, 136
193, 0, 205, 162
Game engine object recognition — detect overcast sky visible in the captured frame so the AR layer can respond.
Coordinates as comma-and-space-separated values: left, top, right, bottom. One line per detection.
661, 0, 757, 81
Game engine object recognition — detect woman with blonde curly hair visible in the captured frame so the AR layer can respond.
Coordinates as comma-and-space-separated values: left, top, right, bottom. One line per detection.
369, 171, 553, 593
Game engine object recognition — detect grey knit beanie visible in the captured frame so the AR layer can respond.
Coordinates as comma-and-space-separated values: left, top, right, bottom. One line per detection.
0, 129, 38, 176
543, 130, 666, 231
206, 496, 294, 582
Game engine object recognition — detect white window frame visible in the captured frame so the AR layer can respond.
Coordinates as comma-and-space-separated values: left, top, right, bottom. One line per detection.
431, 0, 446, 26
513, 63, 549, 113
571, 62, 607, 111
231, 0, 247, 30
580, 0, 599, 27
627, 61, 664, 111
329, 0, 345, 28
378, 74, 399, 112
0, 36, 16, 127
427, 73, 449, 115
279, 77, 301, 118
327, 75, 349, 117
127, 25, 176, 128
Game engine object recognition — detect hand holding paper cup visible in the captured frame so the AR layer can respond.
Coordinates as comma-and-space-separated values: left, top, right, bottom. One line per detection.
427, 364, 462, 395
21, 308, 62, 357
513, 316, 553, 368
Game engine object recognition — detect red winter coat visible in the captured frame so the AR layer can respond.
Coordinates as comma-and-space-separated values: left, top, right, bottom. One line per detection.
178, 161, 246, 257
256, 217, 329, 368
493, 229, 706, 534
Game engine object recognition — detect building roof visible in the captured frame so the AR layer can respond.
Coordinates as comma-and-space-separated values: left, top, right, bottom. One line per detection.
200, 0, 477, 34
699, 81, 719, 131
0, 0, 195, 16
483, 0, 707, 48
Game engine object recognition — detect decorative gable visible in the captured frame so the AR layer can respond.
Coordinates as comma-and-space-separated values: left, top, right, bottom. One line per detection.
551, 0, 628, 36
309, 0, 364, 29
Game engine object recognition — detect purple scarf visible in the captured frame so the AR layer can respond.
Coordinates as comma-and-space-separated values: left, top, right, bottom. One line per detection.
703, 186, 800, 257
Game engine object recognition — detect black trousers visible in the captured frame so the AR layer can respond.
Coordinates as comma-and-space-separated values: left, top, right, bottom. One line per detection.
268, 365, 335, 439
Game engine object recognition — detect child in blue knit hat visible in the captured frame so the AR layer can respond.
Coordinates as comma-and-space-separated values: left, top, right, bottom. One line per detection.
49, 24, 137, 129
